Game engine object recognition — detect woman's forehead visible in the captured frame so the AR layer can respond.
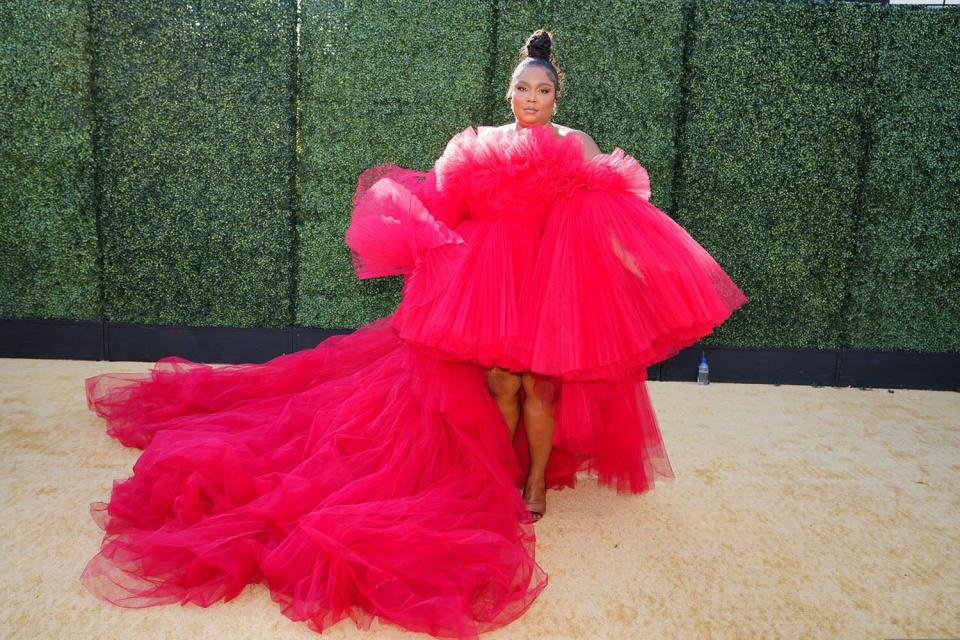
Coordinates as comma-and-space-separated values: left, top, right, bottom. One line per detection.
513, 65, 553, 84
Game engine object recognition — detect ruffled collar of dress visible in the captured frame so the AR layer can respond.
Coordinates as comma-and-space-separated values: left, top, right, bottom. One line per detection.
447, 123, 653, 201
472, 123, 581, 167
477, 121, 581, 149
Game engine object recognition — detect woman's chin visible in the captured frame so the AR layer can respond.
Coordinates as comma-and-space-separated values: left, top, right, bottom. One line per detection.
516, 112, 548, 126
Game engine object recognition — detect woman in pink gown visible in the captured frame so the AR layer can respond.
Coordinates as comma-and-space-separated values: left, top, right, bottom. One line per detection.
81, 29, 747, 640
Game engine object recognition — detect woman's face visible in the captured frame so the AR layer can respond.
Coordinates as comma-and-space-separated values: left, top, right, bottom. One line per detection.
508, 64, 556, 128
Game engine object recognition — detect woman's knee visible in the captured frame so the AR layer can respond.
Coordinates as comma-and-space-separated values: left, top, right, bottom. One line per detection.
521, 372, 559, 411
486, 366, 522, 398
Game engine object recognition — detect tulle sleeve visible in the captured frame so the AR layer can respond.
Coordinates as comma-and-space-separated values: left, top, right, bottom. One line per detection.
559, 147, 653, 202
344, 127, 477, 280
518, 150, 749, 381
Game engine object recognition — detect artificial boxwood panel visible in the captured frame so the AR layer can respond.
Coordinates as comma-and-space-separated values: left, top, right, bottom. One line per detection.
93, 0, 297, 328
0, 1, 99, 320
296, 1, 493, 328
677, 0, 880, 349
848, 6, 960, 353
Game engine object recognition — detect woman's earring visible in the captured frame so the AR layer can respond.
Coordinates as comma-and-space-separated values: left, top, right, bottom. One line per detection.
553, 103, 558, 115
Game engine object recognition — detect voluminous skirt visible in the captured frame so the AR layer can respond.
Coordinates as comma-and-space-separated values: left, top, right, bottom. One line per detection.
82, 316, 546, 639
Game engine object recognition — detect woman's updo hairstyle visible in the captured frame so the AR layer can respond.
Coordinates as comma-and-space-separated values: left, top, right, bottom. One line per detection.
505, 28, 566, 102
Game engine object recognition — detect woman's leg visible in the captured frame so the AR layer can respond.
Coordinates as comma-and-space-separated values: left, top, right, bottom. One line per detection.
485, 366, 522, 440
520, 372, 555, 521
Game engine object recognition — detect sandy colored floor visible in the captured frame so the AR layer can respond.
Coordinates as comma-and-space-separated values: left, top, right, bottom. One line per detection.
0, 356, 957, 640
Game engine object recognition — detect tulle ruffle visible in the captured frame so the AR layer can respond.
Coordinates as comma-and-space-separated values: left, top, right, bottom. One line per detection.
346, 171, 463, 280
517, 186, 749, 381
558, 147, 653, 201
82, 316, 548, 639
391, 217, 543, 373
346, 122, 746, 382
437, 125, 651, 206
344, 127, 480, 283
465, 125, 583, 206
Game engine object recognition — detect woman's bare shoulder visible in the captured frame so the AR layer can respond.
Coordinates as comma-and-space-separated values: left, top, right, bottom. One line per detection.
559, 126, 602, 162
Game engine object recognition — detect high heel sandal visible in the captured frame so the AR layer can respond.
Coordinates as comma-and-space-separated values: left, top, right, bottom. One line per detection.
522, 478, 547, 522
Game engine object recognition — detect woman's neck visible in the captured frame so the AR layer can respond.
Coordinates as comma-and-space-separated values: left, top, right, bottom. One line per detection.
512, 120, 559, 138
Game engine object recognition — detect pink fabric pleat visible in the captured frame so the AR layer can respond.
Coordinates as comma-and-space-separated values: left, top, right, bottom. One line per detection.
83, 316, 547, 638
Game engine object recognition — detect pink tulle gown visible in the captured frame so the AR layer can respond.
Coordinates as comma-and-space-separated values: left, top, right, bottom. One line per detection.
81, 122, 748, 638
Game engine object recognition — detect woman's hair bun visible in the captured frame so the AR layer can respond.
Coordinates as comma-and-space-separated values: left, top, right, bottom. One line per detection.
524, 29, 553, 61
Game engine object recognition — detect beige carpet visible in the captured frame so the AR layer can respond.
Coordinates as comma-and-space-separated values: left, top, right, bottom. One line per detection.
1, 357, 957, 639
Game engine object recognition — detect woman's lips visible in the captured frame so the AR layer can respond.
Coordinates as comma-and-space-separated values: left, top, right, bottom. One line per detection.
523, 108, 537, 113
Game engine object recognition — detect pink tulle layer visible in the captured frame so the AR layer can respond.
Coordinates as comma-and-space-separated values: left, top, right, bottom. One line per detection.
82, 317, 548, 639
346, 123, 747, 381
516, 187, 749, 381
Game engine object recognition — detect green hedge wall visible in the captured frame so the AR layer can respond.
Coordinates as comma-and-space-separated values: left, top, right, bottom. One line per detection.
850, 6, 960, 352
297, 1, 494, 327
1, 0, 957, 355
90, 0, 298, 328
0, 1, 99, 320
677, 0, 878, 349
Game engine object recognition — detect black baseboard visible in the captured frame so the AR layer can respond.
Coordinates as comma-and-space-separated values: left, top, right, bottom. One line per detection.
1, 317, 957, 391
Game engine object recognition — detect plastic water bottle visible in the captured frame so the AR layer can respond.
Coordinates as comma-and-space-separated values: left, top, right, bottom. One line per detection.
697, 353, 709, 385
